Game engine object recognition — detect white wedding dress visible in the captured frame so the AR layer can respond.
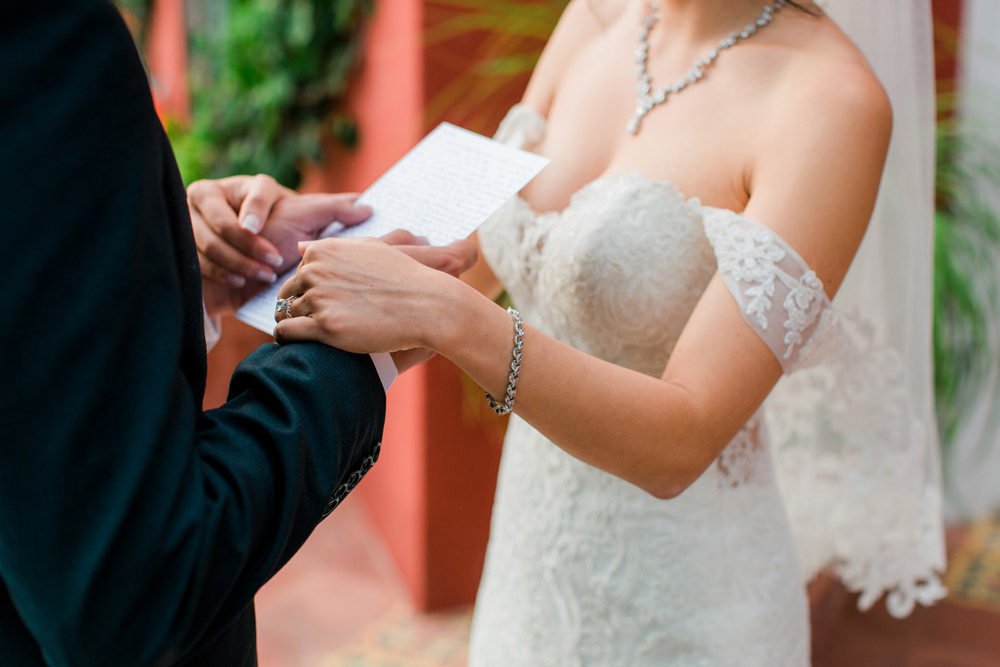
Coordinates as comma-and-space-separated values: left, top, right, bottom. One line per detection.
468, 102, 945, 666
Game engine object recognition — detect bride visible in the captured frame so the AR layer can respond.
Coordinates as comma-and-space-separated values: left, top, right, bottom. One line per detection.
197, 0, 945, 663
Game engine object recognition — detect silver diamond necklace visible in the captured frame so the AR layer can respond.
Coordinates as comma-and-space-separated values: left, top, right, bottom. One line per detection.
628, 0, 787, 135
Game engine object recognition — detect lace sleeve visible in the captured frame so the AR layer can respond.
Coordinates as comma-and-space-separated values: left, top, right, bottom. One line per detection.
702, 209, 829, 373
476, 105, 550, 314
493, 103, 546, 151
704, 208, 946, 618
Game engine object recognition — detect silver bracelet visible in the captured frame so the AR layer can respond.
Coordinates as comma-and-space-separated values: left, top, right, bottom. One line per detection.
485, 307, 525, 416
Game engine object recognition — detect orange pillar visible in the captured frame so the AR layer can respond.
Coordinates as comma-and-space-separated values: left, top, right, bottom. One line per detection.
932, 0, 965, 119
145, 0, 190, 124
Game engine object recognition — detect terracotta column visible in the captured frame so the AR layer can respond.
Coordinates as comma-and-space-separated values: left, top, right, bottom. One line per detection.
145, 0, 190, 124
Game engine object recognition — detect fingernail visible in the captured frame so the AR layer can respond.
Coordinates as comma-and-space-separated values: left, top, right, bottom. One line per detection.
227, 274, 246, 288
254, 269, 277, 284
264, 252, 283, 268
241, 214, 262, 234
416, 236, 430, 245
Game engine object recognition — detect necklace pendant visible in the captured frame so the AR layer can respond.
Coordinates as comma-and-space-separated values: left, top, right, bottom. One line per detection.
629, 96, 654, 135
627, 114, 643, 136
628, 0, 785, 136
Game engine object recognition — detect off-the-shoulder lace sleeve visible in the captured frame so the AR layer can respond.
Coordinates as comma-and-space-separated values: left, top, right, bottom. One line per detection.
704, 208, 946, 617
703, 209, 830, 374
477, 105, 550, 315
493, 103, 546, 151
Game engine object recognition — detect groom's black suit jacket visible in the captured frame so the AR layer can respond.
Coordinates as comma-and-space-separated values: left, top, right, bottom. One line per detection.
0, 1, 386, 665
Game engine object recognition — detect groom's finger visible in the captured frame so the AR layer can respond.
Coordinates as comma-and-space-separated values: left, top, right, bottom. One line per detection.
380, 229, 428, 247
278, 194, 372, 235
236, 174, 281, 234
192, 216, 277, 285
189, 179, 283, 272
274, 316, 324, 346
397, 239, 478, 277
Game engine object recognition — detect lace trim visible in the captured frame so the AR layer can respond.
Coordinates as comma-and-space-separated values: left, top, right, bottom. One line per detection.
494, 103, 546, 151
766, 314, 947, 616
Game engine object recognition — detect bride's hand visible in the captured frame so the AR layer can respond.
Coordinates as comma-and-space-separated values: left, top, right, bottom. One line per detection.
273, 236, 477, 353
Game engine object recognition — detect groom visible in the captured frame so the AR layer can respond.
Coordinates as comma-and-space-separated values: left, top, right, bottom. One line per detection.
0, 1, 473, 665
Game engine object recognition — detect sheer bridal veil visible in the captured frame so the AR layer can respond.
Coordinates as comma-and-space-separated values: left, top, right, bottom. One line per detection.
764, 0, 946, 617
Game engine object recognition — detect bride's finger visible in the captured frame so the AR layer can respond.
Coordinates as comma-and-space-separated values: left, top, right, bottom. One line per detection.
276, 271, 305, 301
274, 315, 325, 346
274, 294, 314, 322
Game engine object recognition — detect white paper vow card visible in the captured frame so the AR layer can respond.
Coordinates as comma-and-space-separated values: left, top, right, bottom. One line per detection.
237, 123, 549, 333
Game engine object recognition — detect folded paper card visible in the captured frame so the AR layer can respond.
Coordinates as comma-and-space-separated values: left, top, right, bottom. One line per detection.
237, 122, 549, 333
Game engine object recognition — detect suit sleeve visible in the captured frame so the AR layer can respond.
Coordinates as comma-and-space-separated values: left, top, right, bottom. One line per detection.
0, 3, 385, 665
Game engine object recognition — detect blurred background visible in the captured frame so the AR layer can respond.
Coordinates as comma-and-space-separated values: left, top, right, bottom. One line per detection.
117, 1, 1000, 665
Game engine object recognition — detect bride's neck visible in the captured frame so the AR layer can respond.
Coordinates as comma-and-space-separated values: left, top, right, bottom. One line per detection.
654, 0, 775, 41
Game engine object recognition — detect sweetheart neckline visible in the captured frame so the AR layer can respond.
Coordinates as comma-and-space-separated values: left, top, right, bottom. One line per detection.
509, 169, 832, 304
516, 169, 748, 224
504, 102, 749, 221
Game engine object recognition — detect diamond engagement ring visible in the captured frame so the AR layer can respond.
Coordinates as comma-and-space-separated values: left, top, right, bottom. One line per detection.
275, 295, 298, 318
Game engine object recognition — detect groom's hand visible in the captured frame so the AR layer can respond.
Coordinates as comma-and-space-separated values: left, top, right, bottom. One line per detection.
189, 174, 372, 316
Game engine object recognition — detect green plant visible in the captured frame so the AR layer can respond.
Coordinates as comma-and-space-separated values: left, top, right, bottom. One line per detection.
118, 0, 372, 188
933, 119, 1000, 445
182, 0, 373, 187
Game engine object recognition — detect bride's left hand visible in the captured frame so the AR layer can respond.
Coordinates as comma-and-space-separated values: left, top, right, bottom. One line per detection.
273, 236, 476, 354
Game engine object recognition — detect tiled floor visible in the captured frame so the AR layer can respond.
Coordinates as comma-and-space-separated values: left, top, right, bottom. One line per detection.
255, 496, 419, 667
257, 503, 1000, 667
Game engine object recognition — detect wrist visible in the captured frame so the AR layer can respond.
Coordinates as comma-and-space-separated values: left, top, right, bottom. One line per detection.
419, 275, 498, 356
201, 280, 228, 319
423, 277, 513, 383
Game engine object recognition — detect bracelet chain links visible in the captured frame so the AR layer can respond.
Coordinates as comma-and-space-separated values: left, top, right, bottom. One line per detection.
485, 307, 525, 416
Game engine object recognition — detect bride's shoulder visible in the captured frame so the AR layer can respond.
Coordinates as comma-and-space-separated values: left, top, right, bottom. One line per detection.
522, 0, 630, 113
770, 17, 892, 140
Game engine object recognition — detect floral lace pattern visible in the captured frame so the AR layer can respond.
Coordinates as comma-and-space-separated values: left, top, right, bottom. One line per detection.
469, 105, 945, 666
704, 210, 829, 371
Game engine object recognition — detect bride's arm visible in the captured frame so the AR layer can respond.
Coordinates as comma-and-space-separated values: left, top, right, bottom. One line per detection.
277, 70, 891, 499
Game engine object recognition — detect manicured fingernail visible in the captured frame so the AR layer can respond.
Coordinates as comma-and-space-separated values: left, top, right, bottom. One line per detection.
241, 214, 262, 234
227, 274, 246, 288
264, 252, 283, 268
254, 269, 277, 284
